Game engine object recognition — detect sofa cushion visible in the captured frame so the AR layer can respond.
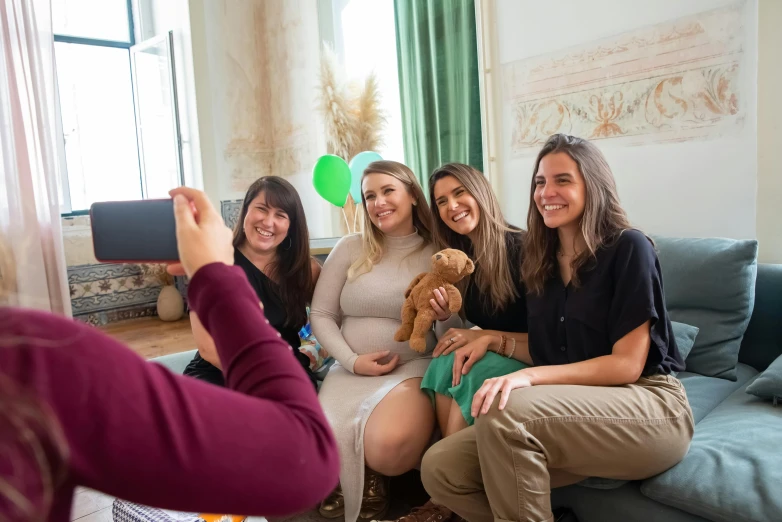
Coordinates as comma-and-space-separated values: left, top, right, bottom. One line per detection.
641, 374, 782, 522
553, 481, 712, 522
746, 354, 782, 402
678, 363, 757, 424
653, 237, 757, 381
671, 321, 698, 364
151, 349, 197, 374
576, 348, 743, 493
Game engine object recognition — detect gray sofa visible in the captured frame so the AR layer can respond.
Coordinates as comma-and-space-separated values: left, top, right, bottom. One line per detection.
153, 237, 782, 522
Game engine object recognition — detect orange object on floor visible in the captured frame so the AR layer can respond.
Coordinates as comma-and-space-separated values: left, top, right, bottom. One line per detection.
199, 515, 246, 522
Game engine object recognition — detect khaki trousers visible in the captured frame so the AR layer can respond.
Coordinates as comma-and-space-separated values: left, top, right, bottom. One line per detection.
421, 375, 694, 522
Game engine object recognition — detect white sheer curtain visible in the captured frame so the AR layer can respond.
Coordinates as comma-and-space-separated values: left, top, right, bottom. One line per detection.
0, 0, 71, 315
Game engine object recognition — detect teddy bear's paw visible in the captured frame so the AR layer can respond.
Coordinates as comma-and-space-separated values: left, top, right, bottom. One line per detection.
408, 338, 427, 353
394, 328, 411, 342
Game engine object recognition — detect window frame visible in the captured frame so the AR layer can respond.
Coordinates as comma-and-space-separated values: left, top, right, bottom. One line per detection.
55, 0, 141, 216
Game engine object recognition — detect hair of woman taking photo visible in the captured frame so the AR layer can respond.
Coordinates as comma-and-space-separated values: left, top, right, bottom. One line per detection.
310, 160, 444, 522
421, 134, 693, 522
184, 176, 321, 388
1, 187, 339, 521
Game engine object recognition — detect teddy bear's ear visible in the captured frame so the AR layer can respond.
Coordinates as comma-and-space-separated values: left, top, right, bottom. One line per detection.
464, 257, 475, 274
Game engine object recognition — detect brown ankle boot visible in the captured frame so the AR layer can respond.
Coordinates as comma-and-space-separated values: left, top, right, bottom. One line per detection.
319, 483, 345, 519
393, 500, 454, 522
359, 468, 390, 521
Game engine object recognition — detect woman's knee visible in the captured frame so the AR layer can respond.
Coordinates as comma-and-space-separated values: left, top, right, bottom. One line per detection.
474, 387, 537, 437
364, 426, 427, 475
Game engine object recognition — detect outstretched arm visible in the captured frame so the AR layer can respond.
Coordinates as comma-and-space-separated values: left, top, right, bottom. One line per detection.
3, 263, 340, 517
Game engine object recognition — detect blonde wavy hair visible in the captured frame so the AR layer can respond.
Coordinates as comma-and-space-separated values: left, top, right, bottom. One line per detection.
0, 231, 17, 306
347, 161, 435, 280
1, 236, 70, 519
429, 163, 520, 311
0, 375, 70, 520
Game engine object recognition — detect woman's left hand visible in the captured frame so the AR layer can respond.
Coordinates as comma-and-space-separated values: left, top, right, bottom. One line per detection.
430, 287, 452, 321
433, 328, 485, 357
471, 369, 533, 418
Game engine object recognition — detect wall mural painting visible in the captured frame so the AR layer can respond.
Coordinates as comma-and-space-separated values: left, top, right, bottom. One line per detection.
502, 1, 747, 155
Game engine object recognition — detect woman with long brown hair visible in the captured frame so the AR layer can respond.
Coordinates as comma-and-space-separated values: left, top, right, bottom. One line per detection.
392, 163, 532, 522
421, 134, 693, 522
184, 176, 321, 387
423, 163, 531, 435
311, 160, 444, 522
1, 187, 339, 521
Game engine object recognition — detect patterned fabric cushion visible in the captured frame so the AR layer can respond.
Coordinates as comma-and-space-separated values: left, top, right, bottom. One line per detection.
112, 499, 202, 522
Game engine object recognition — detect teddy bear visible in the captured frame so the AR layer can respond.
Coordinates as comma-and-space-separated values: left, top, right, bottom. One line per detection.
394, 248, 475, 353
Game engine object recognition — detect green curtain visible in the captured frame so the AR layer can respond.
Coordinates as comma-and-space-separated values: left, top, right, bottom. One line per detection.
394, 0, 483, 191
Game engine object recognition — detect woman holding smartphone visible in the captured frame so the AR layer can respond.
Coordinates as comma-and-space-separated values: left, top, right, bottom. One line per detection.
1, 187, 339, 521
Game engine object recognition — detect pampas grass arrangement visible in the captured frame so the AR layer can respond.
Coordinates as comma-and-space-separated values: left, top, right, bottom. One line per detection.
318, 43, 358, 162
353, 74, 384, 153
317, 43, 387, 234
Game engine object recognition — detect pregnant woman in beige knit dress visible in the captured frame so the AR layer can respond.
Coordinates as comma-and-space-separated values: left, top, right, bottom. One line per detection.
311, 161, 445, 522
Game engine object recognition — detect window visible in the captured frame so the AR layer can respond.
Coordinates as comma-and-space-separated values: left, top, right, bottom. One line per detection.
330, 0, 405, 162
54, 0, 182, 214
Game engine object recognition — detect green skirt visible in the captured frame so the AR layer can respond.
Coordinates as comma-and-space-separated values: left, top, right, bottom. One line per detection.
422, 351, 529, 426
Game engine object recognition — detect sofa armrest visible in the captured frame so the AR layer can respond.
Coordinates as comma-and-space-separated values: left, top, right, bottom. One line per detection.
151, 349, 197, 374
739, 263, 782, 372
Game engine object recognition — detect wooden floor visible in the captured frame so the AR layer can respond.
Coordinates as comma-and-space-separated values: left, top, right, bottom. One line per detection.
99, 316, 195, 359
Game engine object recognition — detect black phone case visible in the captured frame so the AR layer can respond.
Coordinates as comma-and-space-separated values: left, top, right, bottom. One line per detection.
90, 199, 179, 263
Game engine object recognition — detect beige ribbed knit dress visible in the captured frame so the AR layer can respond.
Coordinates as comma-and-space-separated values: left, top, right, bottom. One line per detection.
310, 231, 440, 522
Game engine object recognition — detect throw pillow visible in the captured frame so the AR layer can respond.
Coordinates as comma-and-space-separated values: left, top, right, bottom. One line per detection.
745, 354, 782, 404
671, 320, 699, 361
653, 236, 757, 381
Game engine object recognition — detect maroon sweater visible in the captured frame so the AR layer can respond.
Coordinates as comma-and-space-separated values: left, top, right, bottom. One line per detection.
0, 263, 340, 521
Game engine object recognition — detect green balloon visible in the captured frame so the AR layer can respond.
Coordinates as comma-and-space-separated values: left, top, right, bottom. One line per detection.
312, 155, 351, 207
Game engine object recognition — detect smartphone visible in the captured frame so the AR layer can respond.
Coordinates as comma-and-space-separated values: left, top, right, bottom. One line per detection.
90, 199, 179, 263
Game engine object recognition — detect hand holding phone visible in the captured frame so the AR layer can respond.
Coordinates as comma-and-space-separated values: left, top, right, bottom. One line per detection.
90, 188, 233, 278
167, 187, 234, 278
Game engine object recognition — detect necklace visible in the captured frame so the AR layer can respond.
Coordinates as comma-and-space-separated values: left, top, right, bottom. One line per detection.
557, 251, 576, 258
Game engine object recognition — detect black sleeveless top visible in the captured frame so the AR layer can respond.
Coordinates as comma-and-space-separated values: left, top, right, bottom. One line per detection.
183, 249, 316, 387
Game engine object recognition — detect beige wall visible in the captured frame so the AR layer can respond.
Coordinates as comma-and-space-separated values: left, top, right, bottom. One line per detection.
756, 0, 782, 263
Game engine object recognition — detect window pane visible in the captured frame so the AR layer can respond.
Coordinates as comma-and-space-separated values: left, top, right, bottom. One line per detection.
132, 37, 182, 199
53, 0, 130, 42
55, 42, 142, 211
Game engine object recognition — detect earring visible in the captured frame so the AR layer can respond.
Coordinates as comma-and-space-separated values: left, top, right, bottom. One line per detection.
282, 236, 292, 251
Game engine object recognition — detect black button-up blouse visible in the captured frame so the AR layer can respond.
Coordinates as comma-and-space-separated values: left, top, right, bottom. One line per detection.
527, 229, 684, 376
